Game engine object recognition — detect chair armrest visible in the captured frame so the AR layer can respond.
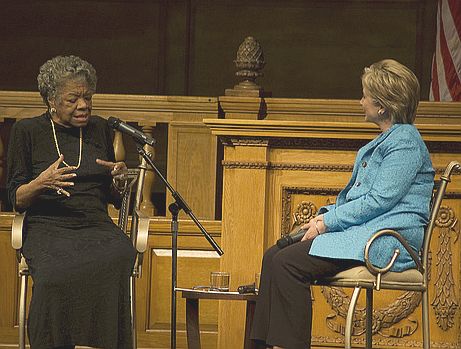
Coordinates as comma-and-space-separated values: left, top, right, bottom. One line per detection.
364, 229, 423, 273
12, 213, 26, 250
364, 229, 423, 290
133, 209, 149, 253
442, 160, 461, 179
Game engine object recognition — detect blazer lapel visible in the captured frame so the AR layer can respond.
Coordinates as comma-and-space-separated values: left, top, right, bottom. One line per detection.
360, 123, 402, 156
347, 124, 402, 188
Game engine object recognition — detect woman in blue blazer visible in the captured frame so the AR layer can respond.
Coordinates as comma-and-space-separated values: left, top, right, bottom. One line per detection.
251, 59, 434, 349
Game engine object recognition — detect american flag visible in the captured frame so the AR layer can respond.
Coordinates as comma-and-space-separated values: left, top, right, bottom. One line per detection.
429, 0, 461, 101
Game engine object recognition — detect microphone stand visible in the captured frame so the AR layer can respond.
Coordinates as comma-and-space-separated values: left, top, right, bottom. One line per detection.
135, 143, 224, 349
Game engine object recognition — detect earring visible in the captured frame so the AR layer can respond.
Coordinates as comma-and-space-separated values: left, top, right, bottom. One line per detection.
50, 107, 57, 114
378, 109, 384, 116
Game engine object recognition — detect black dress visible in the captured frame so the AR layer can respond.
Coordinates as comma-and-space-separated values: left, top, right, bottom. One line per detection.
6, 113, 136, 349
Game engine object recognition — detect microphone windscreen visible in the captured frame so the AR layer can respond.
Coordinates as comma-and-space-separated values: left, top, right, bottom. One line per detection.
276, 226, 306, 249
107, 116, 118, 128
276, 235, 293, 249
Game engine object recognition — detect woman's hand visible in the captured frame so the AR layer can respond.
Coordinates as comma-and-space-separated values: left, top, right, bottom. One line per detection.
96, 159, 128, 195
35, 154, 77, 197
15, 155, 77, 210
95, 159, 128, 177
300, 215, 327, 241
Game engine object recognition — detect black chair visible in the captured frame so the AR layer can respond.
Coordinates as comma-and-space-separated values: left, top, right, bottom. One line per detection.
11, 168, 150, 349
315, 160, 460, 349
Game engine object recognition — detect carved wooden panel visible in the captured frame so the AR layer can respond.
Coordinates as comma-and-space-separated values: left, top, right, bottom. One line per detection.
282, 192, 461, 349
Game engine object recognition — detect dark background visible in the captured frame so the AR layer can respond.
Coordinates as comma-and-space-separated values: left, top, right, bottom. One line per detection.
0, 0, 437, 99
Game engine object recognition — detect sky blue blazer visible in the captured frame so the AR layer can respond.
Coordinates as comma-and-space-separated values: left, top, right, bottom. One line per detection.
309, 123, 434, 272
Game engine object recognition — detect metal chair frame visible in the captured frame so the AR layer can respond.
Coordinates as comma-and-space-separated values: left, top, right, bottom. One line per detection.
315, 160, 460, 349
11, 168, 150, 349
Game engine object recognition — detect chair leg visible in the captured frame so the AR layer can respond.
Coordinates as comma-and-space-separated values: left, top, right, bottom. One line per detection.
421, 289, 430, 349
345, 287, 361, 349
130, 276, 137, 349
365, 289, 373, 349
19, 274, 28, 349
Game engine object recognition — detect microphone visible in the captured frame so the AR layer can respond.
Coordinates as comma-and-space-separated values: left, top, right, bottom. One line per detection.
276, 226, 306, 249
107, 117, 156, 147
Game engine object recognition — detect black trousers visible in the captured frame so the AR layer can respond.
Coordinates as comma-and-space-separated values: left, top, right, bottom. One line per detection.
250, 240, 362, 349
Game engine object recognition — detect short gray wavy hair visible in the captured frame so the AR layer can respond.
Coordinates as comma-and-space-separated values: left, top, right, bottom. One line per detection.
37, 55, 97, 107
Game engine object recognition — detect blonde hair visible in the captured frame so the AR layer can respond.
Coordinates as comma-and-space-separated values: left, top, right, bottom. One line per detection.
361, 59, 420, 124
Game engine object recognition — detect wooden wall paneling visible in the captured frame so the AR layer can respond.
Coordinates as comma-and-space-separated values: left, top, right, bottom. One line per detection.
0, 91, 220, 123
166, 120, 218, 220
147, 250, 219, 342
263, 149, 363, 346
136, 218, 222, 349
217, 140, 270, 349
425, 197, 461, 348
263, 98, 461, 124
264, 146, 356, 247
0, 120, 7, 210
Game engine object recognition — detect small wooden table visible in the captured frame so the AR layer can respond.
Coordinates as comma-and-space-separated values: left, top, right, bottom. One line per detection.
179, 289, 260, 349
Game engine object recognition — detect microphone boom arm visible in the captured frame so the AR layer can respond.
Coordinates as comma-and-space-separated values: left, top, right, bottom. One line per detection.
135, 143, 223, 254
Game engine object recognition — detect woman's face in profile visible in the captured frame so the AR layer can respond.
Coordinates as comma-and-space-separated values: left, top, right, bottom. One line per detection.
50, 78, 93, 128
360, 89, 380, 124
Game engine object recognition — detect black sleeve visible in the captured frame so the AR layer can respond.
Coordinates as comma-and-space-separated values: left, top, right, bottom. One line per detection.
104, 118, 116, 162
6, 121, 32, 212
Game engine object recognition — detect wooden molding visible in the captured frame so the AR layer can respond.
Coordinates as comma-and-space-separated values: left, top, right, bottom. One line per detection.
0, 91, 219, 124
263, 98, 461, 119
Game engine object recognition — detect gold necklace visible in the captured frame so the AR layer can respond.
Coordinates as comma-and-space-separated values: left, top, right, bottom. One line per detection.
50, 117, 82, 168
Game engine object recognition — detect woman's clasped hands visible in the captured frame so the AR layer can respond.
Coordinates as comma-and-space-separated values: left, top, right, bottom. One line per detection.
300, 215, 327, 241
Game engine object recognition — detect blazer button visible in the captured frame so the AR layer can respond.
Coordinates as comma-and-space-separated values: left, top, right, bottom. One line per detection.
356, 182, 361, 187
362, 161, 367, 168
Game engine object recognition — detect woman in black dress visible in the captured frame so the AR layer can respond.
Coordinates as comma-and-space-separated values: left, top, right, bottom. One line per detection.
7, 55, 136, 349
